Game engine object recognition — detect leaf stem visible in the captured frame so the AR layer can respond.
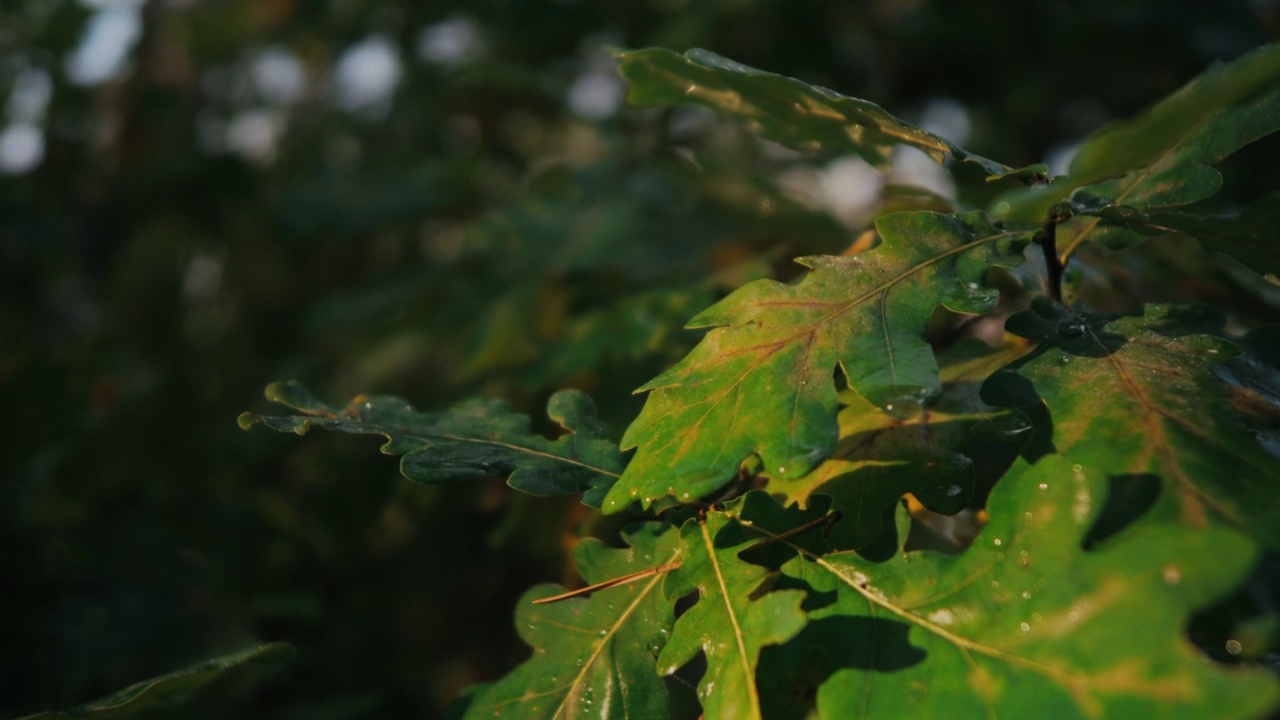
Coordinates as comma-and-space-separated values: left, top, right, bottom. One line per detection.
1037, 209, 1066, 301
530, 561, 682, 604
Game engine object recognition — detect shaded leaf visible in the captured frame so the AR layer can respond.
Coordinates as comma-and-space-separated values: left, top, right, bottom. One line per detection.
1071, 234, 1280, 321
461, 523, 680, 719
656, 508, 809, 720
998, 42, 1280, 222
239, 382, 623, 507
767, 337, 1032, 549
758, 457, 1279, 718
603, 210, 1029, 513
982, 301, 1280, 548
615, 47, 1012, 176
18, 643, 294, 719
1063, 192, 1280, 276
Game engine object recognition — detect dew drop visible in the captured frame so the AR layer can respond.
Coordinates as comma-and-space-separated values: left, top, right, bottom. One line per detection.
1072, 464, 1083, 472
885, 404, 894, 411
927, 608, 955, 626
682, 492, 690, 499
778, 466, 786, 474
1021, 591, 1031, 600
991, 580, 1000, 588
1020, 622, 1031, 632
1038, 483, 1048, 490
1032, 612, 1042, 622
1162, 565, 1182, 586
1225, 639, 1243, 656
993, 538, 1003, 546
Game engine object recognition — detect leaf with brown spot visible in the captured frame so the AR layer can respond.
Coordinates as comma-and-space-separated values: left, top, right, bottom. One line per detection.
744, 457, 1278, 719
767, 337, 1033, 549
982, 300, 1280, 549
602, 211, 1030, 513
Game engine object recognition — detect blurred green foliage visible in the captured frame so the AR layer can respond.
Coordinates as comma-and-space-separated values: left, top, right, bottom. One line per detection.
2, 1, 1276, 717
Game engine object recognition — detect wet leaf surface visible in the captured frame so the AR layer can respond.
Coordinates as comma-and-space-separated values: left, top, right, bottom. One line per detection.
604, 211, 1029, 512
746, 458, 1279, 719
767, 337, 1032, 549
983, 301, 1280, 548
657, 507, 810, 720
458, 524, 680, 720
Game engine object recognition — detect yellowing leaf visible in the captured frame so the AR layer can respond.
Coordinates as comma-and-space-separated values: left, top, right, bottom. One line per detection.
604, 211, 1028, 513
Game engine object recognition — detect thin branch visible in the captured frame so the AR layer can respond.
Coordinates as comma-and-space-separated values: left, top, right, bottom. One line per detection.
531, 561, 682, 605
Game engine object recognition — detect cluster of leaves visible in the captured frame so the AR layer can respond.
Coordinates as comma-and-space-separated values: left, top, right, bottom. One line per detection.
236, 44, 1280, 718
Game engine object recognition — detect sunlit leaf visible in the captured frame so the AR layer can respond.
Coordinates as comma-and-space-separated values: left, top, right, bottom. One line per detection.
982, 301, 1280, 548
615, 47, 1012, 176
18, 643, 294, 719
240, 382, 623, 507
745, 457, 1279, 719
458, 523, 680, 719
767, 337, 1032, 549
657, 508, 810, 720
603, 210, 1029, 513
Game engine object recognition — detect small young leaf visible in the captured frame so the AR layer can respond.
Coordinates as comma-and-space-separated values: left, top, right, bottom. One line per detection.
458, 523, 680, 719
615, 47, 1013, 177
604, 210, 1028, 513
757, 457, 1279, 719
982, 301, 1280, 548
658, 509, 810, 720
17, 643, 294, 719
239, 382, 623, 507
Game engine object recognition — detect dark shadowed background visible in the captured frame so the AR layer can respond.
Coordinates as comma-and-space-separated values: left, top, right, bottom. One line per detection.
3, 1, 1277, 717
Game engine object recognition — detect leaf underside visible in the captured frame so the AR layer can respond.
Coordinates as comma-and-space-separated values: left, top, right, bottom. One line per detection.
615, 47, 1014, 177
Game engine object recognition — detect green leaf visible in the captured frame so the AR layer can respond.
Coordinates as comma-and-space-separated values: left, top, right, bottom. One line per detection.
603, 210, 1028, 513
239, 382, 623, 507
753, 457, 1279, 719
18, 643, 294, 719
982, 301, 1280, 548
657, 507, 810, 720
997, 42, 1280, 223
768, 337, 1033, 549
1061, 192, 1280, 276
615, 47, 1011, 176
459, 523, 680, 720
